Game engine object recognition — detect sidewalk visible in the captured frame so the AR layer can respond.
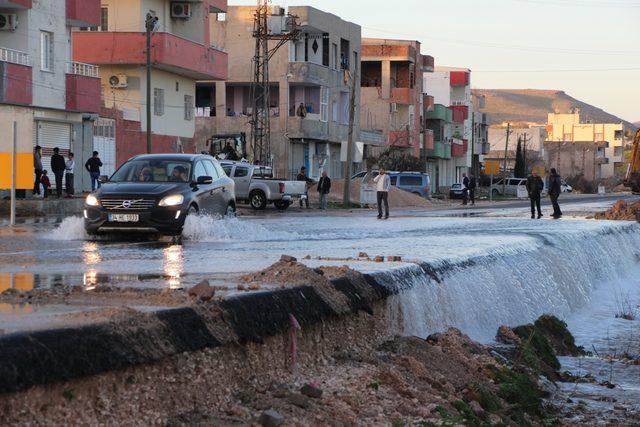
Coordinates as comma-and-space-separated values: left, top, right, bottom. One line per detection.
0, 195, 85, 218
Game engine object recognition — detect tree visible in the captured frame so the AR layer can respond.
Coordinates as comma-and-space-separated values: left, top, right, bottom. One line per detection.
370, 147, 423, 172
514, 137, 525, 178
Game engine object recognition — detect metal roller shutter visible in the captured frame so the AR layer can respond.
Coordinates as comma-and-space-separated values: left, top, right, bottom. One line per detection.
35, 121, 72, 191
93, 118, 116, 177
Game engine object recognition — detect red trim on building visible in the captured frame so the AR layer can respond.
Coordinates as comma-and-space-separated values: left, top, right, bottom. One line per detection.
391, 87, 412, 105
66, 0, 100, 27
451, 142, 465, 157
101, 107, 195, 168
66, 74, 101, 113
449, 105, 469, 123
0, 62, 32, 105
449, 71, 469, 87
424, 130, 434, 150
73, 32, 228, 80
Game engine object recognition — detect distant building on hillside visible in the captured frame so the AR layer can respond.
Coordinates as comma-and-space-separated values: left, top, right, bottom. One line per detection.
546, 112, 625, 179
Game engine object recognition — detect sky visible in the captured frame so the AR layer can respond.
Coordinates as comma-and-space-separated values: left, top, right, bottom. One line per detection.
230, 0, 640, 122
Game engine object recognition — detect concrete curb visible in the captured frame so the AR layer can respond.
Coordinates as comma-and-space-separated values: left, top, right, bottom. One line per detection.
0, 274, 391, 394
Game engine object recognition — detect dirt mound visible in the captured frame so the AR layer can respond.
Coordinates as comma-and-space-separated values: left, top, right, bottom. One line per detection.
307, 179, 434, 208
594, 200, 640, 221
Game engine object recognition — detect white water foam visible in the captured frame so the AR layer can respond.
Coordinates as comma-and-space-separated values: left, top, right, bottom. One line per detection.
45, 216, 88, 241
181, 214, 300, 242
382, 223, 640, 343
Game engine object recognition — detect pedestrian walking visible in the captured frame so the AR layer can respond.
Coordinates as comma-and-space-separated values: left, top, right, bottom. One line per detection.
296, 166, 314, 209
40, 170, 51, 198
65, 152, 75, 198
526, 171, 544, 219
317, 170, 331, 211
461, 173, 469, 205
33, 145, 43, 196
548, 168, 563, 219
468, 174, 477, 206
373, 167, 391, 219
85, 151, 103, 191
51, 147, 66, 198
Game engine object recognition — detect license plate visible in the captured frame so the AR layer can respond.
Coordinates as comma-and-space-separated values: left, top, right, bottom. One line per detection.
108, 214, 139, 223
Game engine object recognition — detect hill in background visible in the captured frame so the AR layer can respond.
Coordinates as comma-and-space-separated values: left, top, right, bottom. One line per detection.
472, 89, 636, 130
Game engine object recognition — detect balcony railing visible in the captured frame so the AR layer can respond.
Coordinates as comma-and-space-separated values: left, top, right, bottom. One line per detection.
0, 47, 31, 66
66, 61, 99, 78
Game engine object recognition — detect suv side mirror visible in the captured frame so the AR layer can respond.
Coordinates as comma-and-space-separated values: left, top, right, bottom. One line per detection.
196, 176, 213, 185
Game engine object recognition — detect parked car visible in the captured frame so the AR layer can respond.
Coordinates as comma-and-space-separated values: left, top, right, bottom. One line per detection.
561, 180, 573, 193
220, 161, 307, 210
449, 183, 466, 199
490, 177, 527, 197
388, 172, 431, 198
84, 154, 235, 236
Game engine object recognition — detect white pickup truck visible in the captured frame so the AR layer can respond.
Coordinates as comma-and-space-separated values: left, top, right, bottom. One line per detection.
220, 161, 307, 210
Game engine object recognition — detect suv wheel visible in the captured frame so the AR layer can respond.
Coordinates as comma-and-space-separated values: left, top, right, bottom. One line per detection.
274, 200, 290, 210
250, 191, 267, 210
225, 203, 236, 217
492, 189, 500, 197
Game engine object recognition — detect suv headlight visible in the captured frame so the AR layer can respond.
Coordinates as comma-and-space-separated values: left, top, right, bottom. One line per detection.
86, 194, 99, 206
159, 194, 184, 207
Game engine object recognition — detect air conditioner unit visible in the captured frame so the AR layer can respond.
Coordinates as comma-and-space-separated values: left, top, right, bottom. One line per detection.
171, 2, 192, 19
109, 75, 128, 89
0, 14, 18, 31
390, 103, 398, 113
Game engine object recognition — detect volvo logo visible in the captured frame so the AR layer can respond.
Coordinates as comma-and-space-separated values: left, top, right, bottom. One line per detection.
118, 199, 143, 209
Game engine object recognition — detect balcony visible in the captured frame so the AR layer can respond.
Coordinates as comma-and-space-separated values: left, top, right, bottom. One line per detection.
287, 116, 330, 141
596, 156, 609, 165
288, 62, 339, 86
361, 44, 416, 61
425, 104, 449, 122
423, 95, 434, 112
449, 105, 469, 123
65, 62, 101, 113
0, 0, 31, 9
66, 0, 100, 27
73, 32, 228, 80
389, 129, 411, 147
421, 55, 434, 72
391, 87, 412, 105
450, 71, 470, 87
0, 47, 32, 105
425, 141, 450, 159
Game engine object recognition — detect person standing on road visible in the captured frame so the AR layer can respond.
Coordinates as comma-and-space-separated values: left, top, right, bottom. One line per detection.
373, 168, 391, 219
468, 173, 477, 206
461, 173, 469, 206
548, 168, 563, 219
85, 151, 103, 191
526, 171, 544, 219
40, 170, 51, 198
296, 166, 314, 209
33, 145, 43, 196
64, 152, 75, 198
50, 147, 66, 198
317, 170, 331, 211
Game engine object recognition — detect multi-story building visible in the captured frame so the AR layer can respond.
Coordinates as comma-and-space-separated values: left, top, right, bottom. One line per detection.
485, 125, 547, 175
73, 0, 228, 169
359, 38, 434, 159
546, 111, 625, 178
423, 67, 479, 189
0, 0, 102, 193
195, 5, 361, 179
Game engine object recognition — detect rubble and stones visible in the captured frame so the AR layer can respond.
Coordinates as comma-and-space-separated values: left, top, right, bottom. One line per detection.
594, 200, 640, 221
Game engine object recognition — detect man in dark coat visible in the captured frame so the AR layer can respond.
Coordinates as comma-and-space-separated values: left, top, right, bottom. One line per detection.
50, 147, 66, 198
548, 168, 563, 219
526, 171, 544, 219
317, 170, 331, 211
296, 166, 314, 208
468, 173, 477, 206
461, 173, 470, 205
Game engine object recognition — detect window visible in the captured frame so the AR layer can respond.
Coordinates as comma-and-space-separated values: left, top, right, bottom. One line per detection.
203, 160, 219, 179
216, 13, 226, 21
332, 100, 338, 123
331, 43, 338, 70
399, 176, 423, 186
563, 133, 572, 141
194, 162, 207, 180
222, 165, 232, 176
322, 33, 329, 67
100, 7, 108, 31
234, 167, 249, 178
154, 88, 165, 116
320, 87, 329, 122
184, 94, 194, 121
40, 31, 53, 72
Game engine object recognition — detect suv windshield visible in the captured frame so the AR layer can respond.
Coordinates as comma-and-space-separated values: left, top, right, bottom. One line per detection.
110, 159, 193, 183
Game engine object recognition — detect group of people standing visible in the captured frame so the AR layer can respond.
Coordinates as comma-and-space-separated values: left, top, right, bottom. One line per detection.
33, 146, 103, 198
526, 168, 563, 219
296, 166, 332, 211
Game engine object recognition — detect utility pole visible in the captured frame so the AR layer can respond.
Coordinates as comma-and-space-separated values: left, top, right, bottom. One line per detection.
251, 1, 299, 167
470, 114, 476, 177
343, 64, 358, 207
10, 121, 16, 227
145, 13, 158, 154
502, 123, 510, 195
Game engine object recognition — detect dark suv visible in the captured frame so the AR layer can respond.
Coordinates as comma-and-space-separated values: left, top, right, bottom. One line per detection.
84, 154, 235, 235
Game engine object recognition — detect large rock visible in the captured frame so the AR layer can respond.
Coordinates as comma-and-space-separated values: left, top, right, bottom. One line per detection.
300, 383, 323, 399
280, 255, 297, 263
288, 393, 310, 408
187, 280, 214, 302
259, 409, 285, 427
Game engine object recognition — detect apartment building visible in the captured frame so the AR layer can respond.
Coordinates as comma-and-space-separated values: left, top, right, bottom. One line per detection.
423, 67, 479, 189
73, 0, 228, 169
195, 5, 361, 179
0, 0, 101, 193
359, 38, 434, 159
485, 125, 547, 175
546, 111, 624, 179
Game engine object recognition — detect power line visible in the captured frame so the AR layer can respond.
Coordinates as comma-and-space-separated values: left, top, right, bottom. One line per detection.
473, 67, 640, 73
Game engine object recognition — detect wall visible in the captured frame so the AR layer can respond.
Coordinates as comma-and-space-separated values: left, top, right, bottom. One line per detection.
423, 71, 450, 106
0, 106, 34, 190
544, 141, 604, 181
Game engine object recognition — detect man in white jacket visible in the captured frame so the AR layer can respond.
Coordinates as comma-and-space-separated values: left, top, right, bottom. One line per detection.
373, 168, 391, 219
